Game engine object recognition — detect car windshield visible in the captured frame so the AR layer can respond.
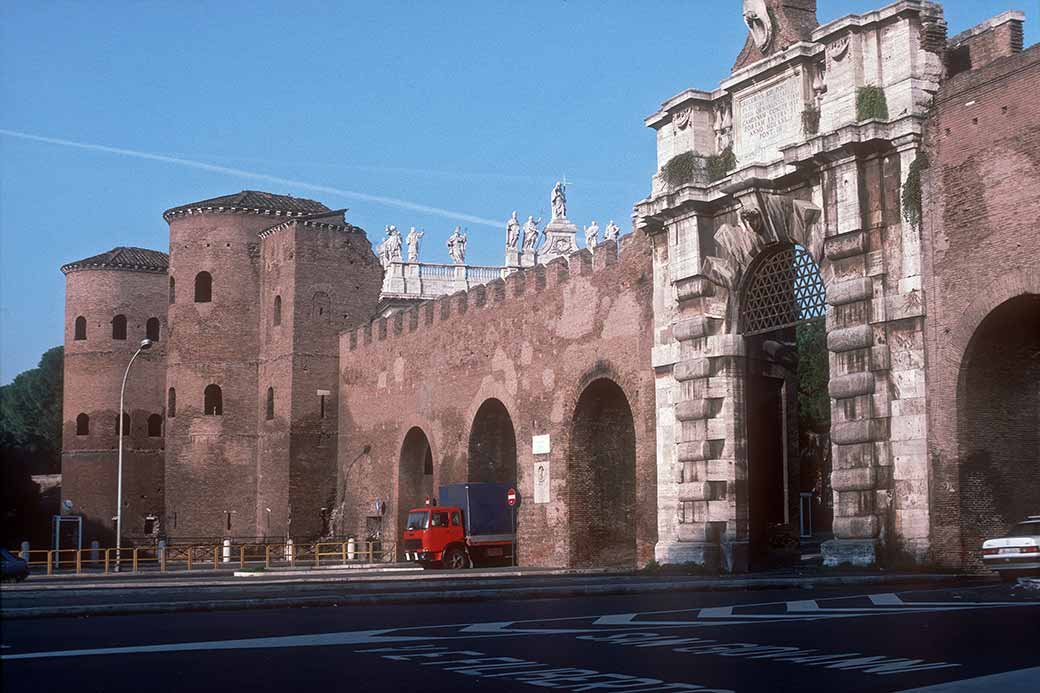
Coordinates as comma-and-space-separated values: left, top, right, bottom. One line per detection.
406, 511, 429, 531
1007, 522, 1040, 538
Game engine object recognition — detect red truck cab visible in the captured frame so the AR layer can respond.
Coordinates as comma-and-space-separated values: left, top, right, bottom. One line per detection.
401, 506, 469, 568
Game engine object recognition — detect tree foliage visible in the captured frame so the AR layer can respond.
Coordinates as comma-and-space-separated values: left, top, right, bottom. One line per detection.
0, 346, 64, 470
796, 321, 829, 431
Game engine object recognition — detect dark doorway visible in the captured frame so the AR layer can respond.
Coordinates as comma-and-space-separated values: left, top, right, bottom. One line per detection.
398, 427, 434, 540
467, 399, 517, 485
958, 294, 1040, 566
741, 244, 829, 570
568, 378, 637, 568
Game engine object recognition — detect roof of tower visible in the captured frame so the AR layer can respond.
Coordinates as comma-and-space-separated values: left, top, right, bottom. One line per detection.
61, 246, 169, 275
162, 190, 331, 220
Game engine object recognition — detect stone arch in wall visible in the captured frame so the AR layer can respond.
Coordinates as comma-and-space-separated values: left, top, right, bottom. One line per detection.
467, 398, 517, 485
956, 293, 1040, 566
398, 426, 435, 539
737, 242, 829, 570
568, 377, 637, 568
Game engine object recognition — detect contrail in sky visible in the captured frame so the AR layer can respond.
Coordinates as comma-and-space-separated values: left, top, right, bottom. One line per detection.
0, 129, 504, 228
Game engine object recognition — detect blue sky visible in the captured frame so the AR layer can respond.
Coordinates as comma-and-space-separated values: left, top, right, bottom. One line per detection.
1, 0, 1034, 382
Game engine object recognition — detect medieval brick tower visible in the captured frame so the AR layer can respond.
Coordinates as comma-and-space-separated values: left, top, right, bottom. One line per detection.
60, 247, 169, 543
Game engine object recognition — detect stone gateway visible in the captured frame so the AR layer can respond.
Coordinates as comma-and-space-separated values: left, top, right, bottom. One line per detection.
61, 1, 1038, 573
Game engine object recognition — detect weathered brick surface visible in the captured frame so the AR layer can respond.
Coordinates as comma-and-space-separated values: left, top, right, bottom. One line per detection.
62, 268, 167, 543
922, 44, 1040, 567
336, 236, 657, 568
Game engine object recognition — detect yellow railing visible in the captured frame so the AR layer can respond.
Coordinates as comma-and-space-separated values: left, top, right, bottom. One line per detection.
12, 540, 396, 577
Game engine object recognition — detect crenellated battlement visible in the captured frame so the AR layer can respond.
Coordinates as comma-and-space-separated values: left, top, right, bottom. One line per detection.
347, 233, 636, 352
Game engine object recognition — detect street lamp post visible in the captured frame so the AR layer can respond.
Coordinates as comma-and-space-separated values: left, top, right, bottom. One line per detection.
116, 338, 152, 570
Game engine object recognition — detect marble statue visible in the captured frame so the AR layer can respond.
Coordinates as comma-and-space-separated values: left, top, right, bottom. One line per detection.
382, 225, 402, 266
584, 220, 599, 249
550, 181, 567, 220
406, 226, 424, 262
505, 211, 521, 250
447, 225, 467, 264
604, 220, 620, 243
522, 215, 541, 252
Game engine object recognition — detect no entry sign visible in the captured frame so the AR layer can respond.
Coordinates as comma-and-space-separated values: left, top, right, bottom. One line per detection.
506, 487, 517, 507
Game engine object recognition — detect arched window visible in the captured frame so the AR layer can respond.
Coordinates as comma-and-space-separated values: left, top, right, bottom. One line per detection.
146, 317, 160, 341
147, 414, 163, 437
194, 271, 212, 303
204, 384, 222, 416
111, 314, 127, 340
169, 276, 176, 304
167, 387, 176, 418
76, 413, 90, 436
273, 295, 282, 326
74, 316, 87, 341
265, 386, 275, 420
116, 412, 130, 436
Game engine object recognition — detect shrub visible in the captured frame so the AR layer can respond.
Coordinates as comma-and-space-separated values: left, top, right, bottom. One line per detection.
661, 151, 701, 187
705, 146, 737, 182
856, 86, 889, 121
802, 107, 821, 135
901, 152, 929, 227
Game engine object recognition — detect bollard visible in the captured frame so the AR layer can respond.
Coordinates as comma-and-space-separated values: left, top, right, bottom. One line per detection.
20, 541, 29, 561
341, 541, 347, 564
347, 537, 356, 561
239, 544, 245, 569
265, 544, 271, 568
90, 540, 100, 564
158, 540, 166, 572
222, 538, 231, 563
287, 539, 294, 566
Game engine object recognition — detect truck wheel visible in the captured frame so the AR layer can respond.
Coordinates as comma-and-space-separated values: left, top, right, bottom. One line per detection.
443, 547, 469, 570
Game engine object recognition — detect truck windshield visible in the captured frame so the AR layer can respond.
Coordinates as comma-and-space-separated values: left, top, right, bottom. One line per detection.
406, 511, 429, 531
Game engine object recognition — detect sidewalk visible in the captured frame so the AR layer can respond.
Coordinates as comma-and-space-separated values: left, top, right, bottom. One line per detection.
0, 565, 987, 619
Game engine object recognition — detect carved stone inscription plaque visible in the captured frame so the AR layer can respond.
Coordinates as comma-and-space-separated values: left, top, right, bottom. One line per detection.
735, 76, 800, 164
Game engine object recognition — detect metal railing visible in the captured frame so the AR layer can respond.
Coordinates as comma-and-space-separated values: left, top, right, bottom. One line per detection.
12, 540, 396, 577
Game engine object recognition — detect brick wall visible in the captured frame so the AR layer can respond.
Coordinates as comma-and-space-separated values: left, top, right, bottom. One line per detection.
62, 268, 167, 544
922, 44, 1040, 567
336, 234, 657, 568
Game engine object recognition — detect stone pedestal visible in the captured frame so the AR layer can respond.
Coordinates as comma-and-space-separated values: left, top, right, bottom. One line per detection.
822, 538, 878, 567
520, 250, 537, 268
538, 218, 578, 264
505, 248, 520, 268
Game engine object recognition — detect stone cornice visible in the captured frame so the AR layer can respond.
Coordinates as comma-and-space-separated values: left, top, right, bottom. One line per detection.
812, 0, 931, 42
257, 217, 364, 240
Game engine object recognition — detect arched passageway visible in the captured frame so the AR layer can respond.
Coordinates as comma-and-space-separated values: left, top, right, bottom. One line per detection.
568, 378, 637, 568
398, 427, 434, 538
958, 294, 1040, 565
741, 243, 830, 570
467, 399, 517, 485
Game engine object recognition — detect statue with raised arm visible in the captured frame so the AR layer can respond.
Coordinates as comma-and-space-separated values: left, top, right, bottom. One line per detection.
406, 226, 424, 262
447, 225, 467, 264
584, 220, 599, 249
604, 220, 620, 243
522, 215, 541, 252
550, 181, 567, 220
505, 211, 521, 250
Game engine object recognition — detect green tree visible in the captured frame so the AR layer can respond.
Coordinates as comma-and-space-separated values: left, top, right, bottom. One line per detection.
0, 346, 63, 470
796, 321, 829, 431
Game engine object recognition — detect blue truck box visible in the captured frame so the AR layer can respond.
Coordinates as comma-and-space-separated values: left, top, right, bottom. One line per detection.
439, 482, 514, 539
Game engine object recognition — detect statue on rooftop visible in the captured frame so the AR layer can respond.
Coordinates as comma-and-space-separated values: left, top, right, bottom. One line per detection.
522, 215, 541, 252
406, 226, 424, 262
604, 220, 620, 243
447, 225, 467, 264
505, 211, 521, 250
381, 225, 402, 266
550, 181, 567, 220
584, 220, 599, 249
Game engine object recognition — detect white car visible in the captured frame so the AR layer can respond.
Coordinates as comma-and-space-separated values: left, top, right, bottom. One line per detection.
982, 516, 1040, 580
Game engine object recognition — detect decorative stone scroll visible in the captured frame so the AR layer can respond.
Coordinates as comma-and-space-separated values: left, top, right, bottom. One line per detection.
742, 0, 773, 53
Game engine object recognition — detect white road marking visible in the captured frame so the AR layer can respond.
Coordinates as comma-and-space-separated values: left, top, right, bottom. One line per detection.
870, 593, 905, 605
895, 665, 1040, 691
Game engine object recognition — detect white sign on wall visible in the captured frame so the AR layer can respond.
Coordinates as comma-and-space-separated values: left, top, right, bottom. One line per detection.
533, 461, 550, 504
532, 434, 551, 455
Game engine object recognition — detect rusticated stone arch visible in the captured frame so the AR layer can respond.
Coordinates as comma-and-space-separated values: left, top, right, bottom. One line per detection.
568, 377, 637, 568
467, 398, 517, 485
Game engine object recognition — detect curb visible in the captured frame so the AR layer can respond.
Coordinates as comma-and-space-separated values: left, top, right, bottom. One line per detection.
1, 573, 978, 620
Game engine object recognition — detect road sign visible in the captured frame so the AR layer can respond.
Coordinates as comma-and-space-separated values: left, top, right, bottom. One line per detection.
506, 487, 517, 507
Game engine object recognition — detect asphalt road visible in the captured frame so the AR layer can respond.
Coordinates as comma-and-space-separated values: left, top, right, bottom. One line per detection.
3, 581, 1039, 692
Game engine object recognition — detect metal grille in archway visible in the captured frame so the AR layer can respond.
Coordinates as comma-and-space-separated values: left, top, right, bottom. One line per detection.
741, 244, 826, 335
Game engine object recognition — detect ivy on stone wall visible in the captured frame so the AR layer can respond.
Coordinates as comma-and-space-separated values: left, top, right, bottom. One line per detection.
705, 146, 736, 183
661, 151, 701, 187
901, 152, 929, 227
856, 86, 889, 121
802, 107, 821, 136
